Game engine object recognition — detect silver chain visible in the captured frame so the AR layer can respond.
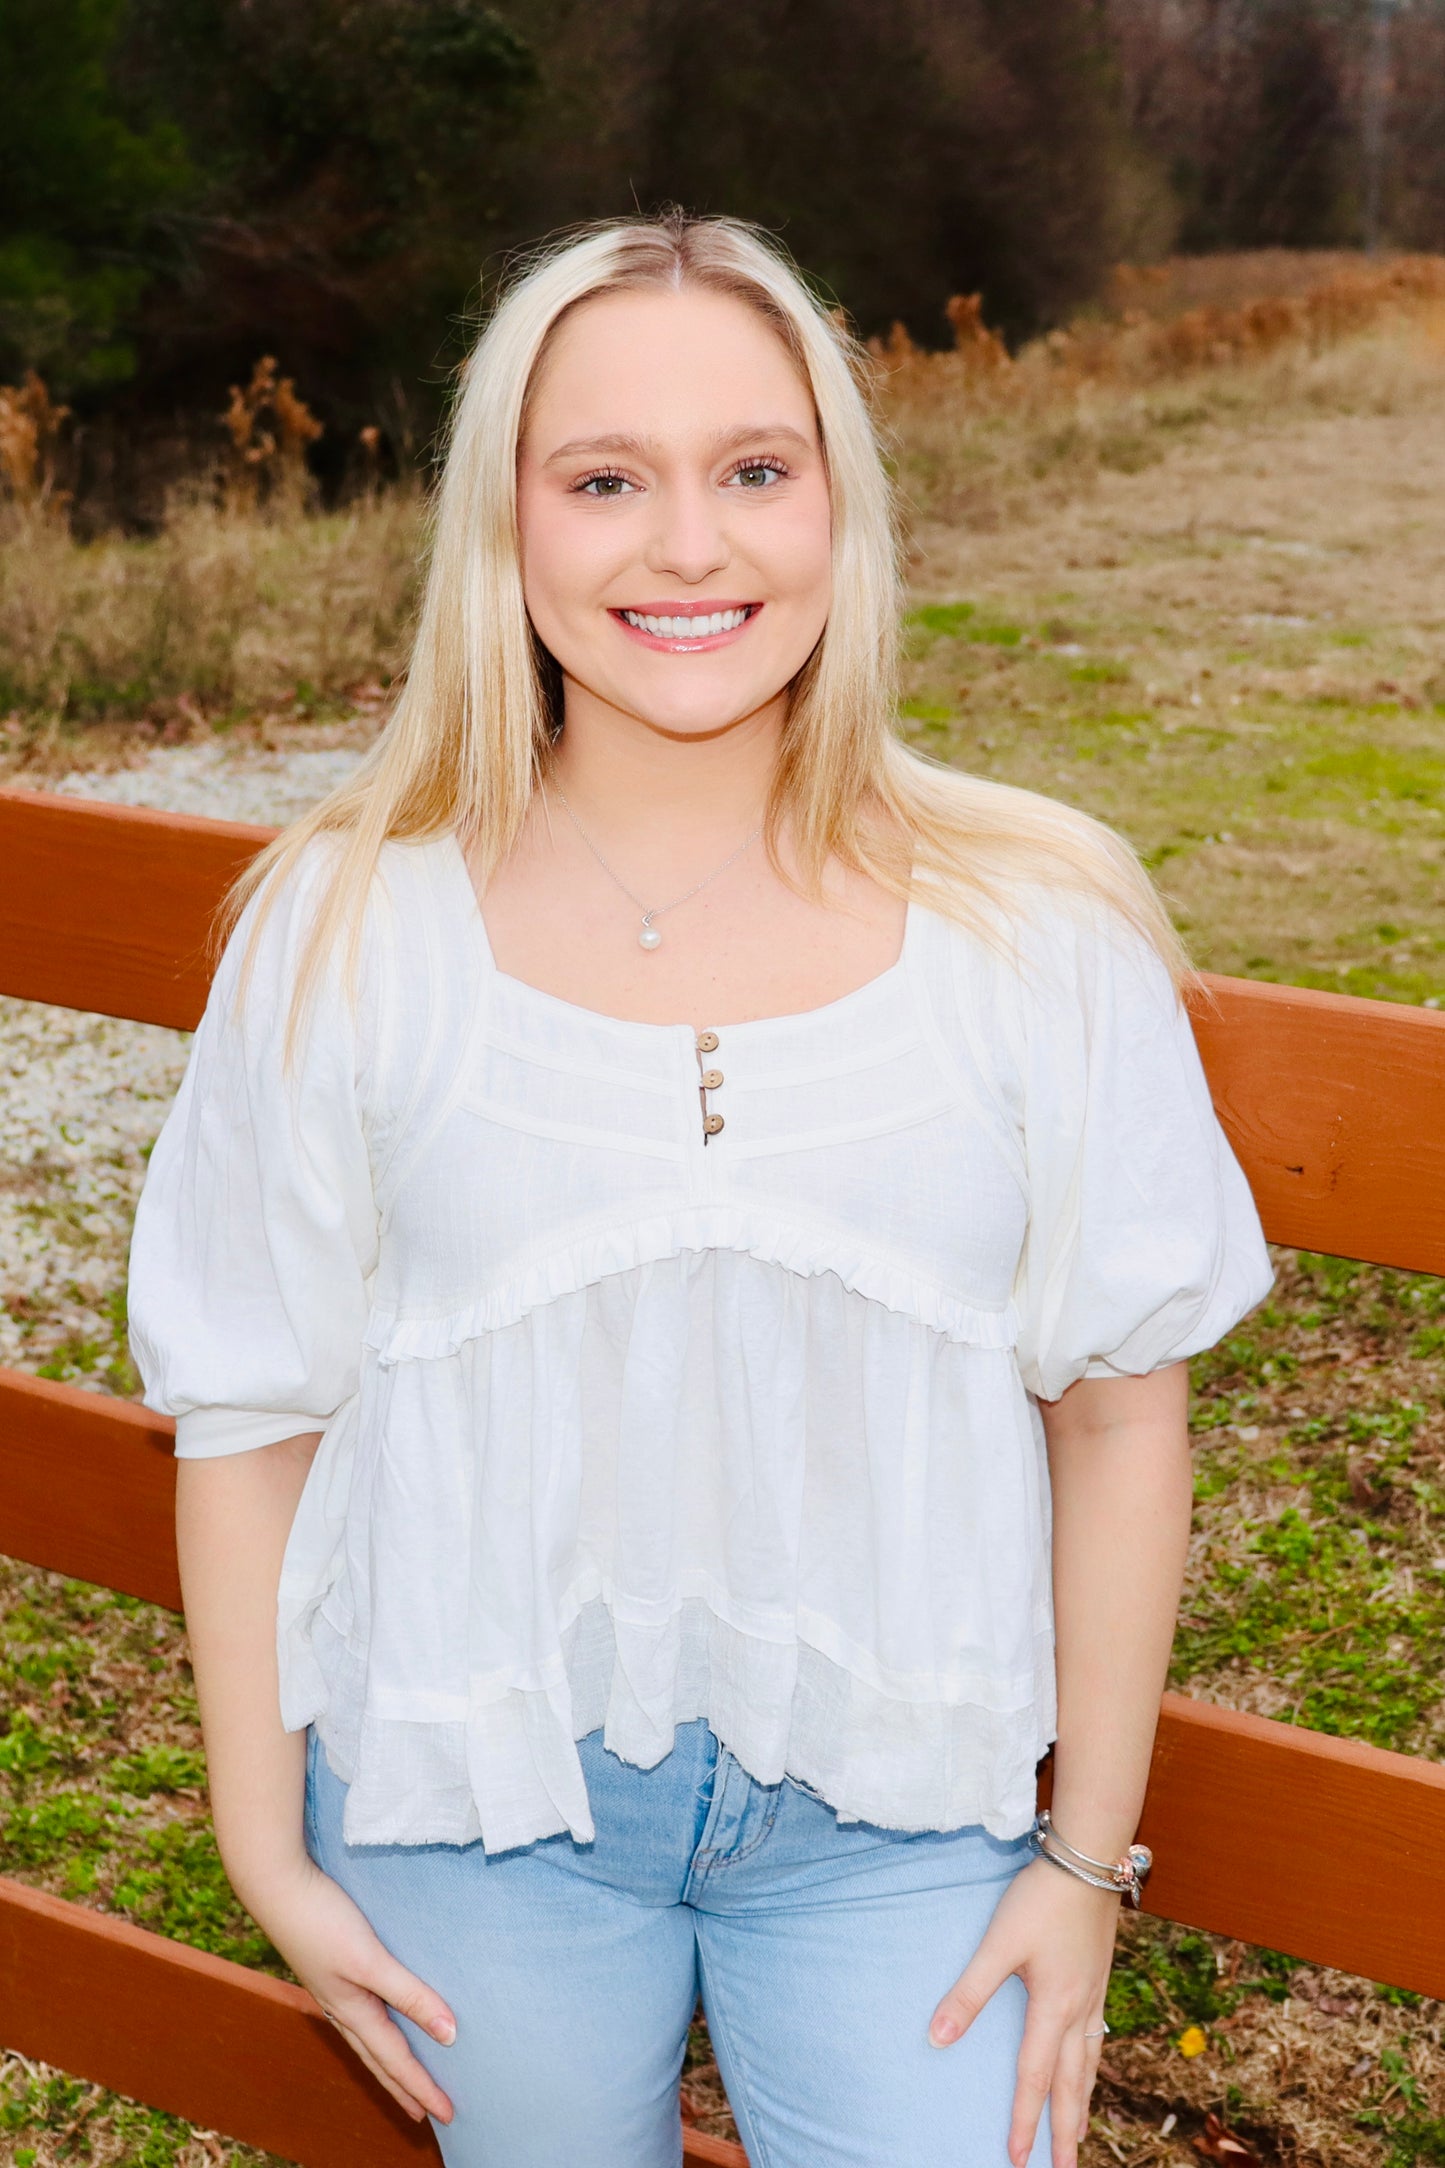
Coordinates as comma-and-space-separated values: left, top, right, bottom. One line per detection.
548, 783, 762, 931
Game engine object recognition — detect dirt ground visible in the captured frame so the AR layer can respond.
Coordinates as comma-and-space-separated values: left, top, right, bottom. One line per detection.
901, 382, 1445, 1005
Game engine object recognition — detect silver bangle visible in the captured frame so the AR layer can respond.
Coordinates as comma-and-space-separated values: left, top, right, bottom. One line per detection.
1030, 1809, 1153, 1910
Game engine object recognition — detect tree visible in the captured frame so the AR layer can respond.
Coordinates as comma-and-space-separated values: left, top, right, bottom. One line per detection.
633, 0, 1137, 341
0, 0, 192, 390
1106, 0, 1364, 254
109, 0, 538, 424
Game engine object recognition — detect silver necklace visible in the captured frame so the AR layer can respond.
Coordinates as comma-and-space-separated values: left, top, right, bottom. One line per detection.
549, 783, 762, 950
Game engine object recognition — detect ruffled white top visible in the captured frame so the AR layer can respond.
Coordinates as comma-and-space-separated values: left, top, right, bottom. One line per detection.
127, 827, 1273, 1851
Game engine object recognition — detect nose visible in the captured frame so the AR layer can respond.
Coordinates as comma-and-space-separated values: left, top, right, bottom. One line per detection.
642, 475, 731, 586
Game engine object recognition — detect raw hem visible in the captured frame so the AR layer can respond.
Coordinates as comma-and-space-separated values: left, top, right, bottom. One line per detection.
289, 1590, 1057, 1854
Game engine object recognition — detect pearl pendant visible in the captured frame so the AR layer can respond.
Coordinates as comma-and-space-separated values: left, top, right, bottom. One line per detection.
638, 915, 662, 950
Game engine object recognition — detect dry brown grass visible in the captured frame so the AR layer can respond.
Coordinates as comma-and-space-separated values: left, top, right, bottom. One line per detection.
218, 356, 325, 519
873, 254, 1445, 537
2, 251, 1441, 754
0, 481, 422, 742
0, 373, 73, 521
1104, 251, 1432, 319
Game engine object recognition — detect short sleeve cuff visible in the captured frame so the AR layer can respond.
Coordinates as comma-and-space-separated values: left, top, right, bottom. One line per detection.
172, 1406, 329, 1458
1080, 1352, 1190, 1380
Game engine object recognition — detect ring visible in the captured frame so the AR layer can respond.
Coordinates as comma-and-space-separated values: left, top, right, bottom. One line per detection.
1084, 2021, 1110, 2039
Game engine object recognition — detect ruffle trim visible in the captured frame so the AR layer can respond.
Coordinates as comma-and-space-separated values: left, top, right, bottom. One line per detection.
284, 1590, 1057, 1853
363, 1207, 1020, 1363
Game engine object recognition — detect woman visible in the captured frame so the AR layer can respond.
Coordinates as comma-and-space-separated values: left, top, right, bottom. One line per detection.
127, 211, 1273, 2168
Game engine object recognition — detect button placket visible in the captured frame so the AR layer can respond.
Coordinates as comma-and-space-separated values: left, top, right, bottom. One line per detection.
694, 1030, 724, 1140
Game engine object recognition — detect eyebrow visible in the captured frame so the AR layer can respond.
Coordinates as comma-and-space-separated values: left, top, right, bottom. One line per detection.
542, 423, 815, 466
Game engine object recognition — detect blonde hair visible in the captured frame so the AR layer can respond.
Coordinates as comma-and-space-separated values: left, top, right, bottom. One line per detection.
218, 208, 1189, 1067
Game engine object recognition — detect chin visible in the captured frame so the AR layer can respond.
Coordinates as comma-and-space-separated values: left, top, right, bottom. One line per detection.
594, 668, 784, 737
632, 699, 769, 739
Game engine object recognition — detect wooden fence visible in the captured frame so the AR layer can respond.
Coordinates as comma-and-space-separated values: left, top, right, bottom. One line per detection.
1, 784, 1443, 2168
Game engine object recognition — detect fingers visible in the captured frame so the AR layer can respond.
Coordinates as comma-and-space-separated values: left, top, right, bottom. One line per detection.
1006, 1995, 1062, 2168
1003, 2006, 1102, 2168
1079, 2032, 1106, 2142
330, 2013, 435, 2123
294, 1879, 459, 2124
370, 1946, 458, 2049
326, 1984, 456, 2125
927, 1936, 1015, 2046
1043, 2023, 1088, 2168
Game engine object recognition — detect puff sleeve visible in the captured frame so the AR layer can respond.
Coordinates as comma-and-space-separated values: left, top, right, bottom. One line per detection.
1011, 895, 1273, 1405
127, 837, 382, 1457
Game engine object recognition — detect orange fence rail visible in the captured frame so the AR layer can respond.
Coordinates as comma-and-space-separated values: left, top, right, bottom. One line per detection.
2, 785, 1444, 2167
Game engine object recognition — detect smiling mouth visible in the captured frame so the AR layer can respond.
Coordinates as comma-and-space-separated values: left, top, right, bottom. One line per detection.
611, 603, 762, 646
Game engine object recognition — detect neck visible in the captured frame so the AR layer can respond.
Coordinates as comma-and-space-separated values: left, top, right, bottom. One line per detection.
548, 676, 784, 842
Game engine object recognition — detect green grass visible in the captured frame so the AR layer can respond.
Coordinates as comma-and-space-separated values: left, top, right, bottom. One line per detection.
1, 2067, 210, 2168
0, 1578, 285, 1974
1106, 1918, 1304, 2038
1168, 1256, 1445, 1756
896, 592, 1445, 1005
903, 600, 1025, 651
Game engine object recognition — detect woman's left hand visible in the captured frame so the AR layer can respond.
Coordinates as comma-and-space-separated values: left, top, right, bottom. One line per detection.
926, 1853, 1123, 2168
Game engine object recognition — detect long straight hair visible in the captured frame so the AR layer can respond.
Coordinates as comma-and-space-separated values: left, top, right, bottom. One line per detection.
218, 209, 1189, 1067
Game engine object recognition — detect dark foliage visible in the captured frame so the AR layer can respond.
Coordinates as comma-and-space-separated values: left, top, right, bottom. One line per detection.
633, 0, 1129, 341
10, 0, 1445, 512
111, 0, 539, 422
0, 0, 192, 389
1108, 0, 1445, 257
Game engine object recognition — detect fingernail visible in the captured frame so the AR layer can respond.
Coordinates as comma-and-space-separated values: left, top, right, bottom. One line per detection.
433, 2019, 456, 2045
929, 2016, 959, 2046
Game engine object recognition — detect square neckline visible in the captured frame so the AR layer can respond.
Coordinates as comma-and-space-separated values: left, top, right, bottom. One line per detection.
441, 827, 920, 1038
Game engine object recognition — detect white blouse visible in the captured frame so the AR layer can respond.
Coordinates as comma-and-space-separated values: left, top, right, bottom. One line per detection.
127, 827, 1273, 1852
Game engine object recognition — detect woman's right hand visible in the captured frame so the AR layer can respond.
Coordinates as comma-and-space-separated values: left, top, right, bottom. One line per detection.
247, 1855, 457, 2125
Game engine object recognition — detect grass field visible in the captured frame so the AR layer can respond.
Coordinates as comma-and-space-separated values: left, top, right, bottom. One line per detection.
3, 267, 1445, 2165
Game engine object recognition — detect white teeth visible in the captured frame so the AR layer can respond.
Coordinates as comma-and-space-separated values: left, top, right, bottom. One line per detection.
621, 606, 750, 637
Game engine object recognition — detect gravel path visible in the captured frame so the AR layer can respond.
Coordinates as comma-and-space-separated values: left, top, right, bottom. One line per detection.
1, 743, 368, 1388
44, 738, 369, 829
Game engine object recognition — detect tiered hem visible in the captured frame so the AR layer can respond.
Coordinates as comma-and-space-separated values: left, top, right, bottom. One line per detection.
287, 1590, 1057, 1854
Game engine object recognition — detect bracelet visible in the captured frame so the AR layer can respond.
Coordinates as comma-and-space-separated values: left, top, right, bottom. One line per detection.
1029, 1809, 1153, 1909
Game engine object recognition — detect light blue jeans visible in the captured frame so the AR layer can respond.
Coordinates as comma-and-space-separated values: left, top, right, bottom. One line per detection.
304, 1717, 1051, 2167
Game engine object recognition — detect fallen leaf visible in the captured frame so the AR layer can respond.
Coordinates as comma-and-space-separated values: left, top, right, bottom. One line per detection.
1192, 2109, 1263, 2163
1347, 1457, 1385, 1508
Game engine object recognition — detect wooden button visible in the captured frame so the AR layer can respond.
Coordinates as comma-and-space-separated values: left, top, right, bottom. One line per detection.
701, 1068, 723, 1090
696, 1030, 720, 1053
703, 1112, 725, 1135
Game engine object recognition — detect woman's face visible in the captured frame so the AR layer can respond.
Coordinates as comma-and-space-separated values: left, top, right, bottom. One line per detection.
517, 286, 833, 741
